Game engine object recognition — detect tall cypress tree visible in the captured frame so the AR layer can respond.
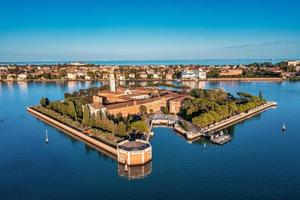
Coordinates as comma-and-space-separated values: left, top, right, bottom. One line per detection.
82, 105, 90, 126
259, 90, 263, 100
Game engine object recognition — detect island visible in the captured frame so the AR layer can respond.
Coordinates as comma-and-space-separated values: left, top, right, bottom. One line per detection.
27, 72, 277, 166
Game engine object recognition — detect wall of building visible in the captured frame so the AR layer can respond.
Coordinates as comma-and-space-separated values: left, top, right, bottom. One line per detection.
169, 100, 181, 114
117, 147, 152, 166
108, 98, 166, 117
220, 69, 243, 76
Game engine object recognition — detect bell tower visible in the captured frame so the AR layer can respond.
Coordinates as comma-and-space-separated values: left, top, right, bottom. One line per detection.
110, 73, 116, 92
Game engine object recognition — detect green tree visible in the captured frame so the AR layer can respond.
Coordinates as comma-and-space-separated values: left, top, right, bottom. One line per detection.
108, 120, 115, 134
82, 105, 91, 126
87, 71, 96, 79
161, 106, 169, 114
259, 90, 263, 100
207, 68, 220, 78
68, 101, 77, 119
116, 122, 127, 136
178, 120, 189, 131
40, 97, 50, 107
139, 105, 147, 115
129, 120, 149, 133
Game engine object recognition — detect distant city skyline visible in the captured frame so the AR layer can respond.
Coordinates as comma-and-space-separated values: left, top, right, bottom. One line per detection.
0, 0, 300, 61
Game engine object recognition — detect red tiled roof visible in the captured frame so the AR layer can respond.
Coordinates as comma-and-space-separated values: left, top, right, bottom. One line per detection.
106, 101, 135, 109
93, 103, 106, 109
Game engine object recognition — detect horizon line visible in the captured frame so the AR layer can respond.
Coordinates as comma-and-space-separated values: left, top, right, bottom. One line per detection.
1, 58, 298, 63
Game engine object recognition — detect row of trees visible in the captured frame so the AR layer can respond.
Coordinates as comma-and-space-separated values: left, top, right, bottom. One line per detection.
146, 82, 190, 90
180, 89, 265, 128
206, 68, 282, 78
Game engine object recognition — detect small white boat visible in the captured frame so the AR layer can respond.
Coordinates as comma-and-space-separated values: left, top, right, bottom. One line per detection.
282, 122, 286, 132
45, 130, 49, 143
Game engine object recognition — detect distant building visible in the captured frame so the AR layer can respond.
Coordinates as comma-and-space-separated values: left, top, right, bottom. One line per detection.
182, 69, 206, 80
288, 60, 300, 66
220, 69, 243, 77
70, 62, 85, 66
110, 73, 116, 92
128, 73, 135, 79
153, 73, 160, 79
139, 72, 147, 79
165, 73, 173, 80
17, 74, 27, 80
67, 73, 77, 80
76, 72, 85, 78
85, 75, 91, 80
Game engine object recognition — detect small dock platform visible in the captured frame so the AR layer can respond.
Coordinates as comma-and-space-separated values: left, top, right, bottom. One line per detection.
210, 134, 231, 145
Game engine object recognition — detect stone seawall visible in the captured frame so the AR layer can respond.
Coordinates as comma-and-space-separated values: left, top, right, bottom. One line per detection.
202, 102, 277, 133
206, 77, 282, 82
27, 107, 118, 156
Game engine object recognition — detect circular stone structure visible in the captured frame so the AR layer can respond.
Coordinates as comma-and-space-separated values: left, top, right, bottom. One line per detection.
117, 139, 152, 166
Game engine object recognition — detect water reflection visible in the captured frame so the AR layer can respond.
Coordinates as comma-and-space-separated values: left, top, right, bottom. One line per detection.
182, 80, 206, 89
17, 81, 28, 92
118, 161, 152, 180
35, 117, 152, 179
67, 81, 78, 90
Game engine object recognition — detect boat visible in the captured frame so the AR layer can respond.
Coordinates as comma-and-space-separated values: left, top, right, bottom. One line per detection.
282, 122, 286, 132
45, 130, 49, 143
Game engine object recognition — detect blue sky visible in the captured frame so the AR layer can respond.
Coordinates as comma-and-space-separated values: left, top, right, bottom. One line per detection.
0, 0, 299, 61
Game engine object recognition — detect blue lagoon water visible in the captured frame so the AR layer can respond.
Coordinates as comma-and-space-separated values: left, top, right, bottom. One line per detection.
0, 81, 300, 200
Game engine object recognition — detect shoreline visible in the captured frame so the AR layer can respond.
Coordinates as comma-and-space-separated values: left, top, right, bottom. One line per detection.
27, 107, 118, 156
1, 77, 283, 83
201, 101, 277, 134
149, 102, 277, 141
160, 102, 277, 141
27, 107, 152, 166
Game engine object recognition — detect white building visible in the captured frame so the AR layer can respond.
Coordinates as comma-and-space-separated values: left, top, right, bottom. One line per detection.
153, 73, 160, 79
76, 72, 85, 77
85, 75, 92, 80
182, 69, 206, 80
129, 73, 135, 79
288, 60, 300, 66
70, 62, 85, 66
67, 73, 77, 80
17, 74, 27, 80
110, 73, 116, 92
119, 75, 126, 80
139, 73, 147, 79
